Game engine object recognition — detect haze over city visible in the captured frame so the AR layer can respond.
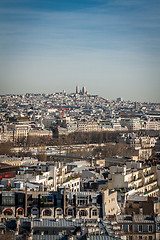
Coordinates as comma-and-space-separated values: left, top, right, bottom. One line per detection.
0, 0, 160, 102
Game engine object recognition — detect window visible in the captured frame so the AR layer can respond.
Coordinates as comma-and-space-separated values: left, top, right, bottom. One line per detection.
18, 198, 24, 204
40, 195, 53, 204
139, 236, 142, 240
33, 230, 40, 235
43, 209, 52, 216
79, 210, 88, 216
68, 209, 73, 216
138, 225, 143, 232
4, 209, 13, 216
92, 210, 97, 216
149, 237, 152, 240
57, 199, 61, 207
44, 231, 48, 235
2, 196, 15, 206
128, 225, 133, 232
32, 208, 38, 215
56, 208, 62, 215
120, 225, 123, 230
17, 208, 23, 215
68, 199, 74, 205
77, 196, 88, 206
148, 225, 153, 232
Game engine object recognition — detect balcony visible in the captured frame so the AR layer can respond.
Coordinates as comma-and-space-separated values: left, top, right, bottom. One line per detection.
40, 202, 54, 207
144, 186, 159, 195
137, 180, 157, 189
144, 172, 154, 178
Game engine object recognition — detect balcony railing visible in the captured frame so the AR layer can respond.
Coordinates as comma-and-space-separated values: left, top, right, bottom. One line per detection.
40, 202, 54, 207
144, 186, 159, 195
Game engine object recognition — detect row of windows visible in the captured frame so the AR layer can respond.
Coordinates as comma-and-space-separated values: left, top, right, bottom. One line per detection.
3, 208, 23, 216
126, 224, 153, 233
43, 209, 63, 216
128, 236, 153, 240
108, 208, 115, 214
42, 209, 97, 217
79, 209, 97, 216
71, 182, 79, 187
77, 199, 89, 206
33, 230, 67, 235
71, 189, 80, 193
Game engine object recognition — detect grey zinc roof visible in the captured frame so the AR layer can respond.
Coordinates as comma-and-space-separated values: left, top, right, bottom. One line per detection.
116, 215, 132, 223
33, 236, 68, 240
90, 236, 120, 240
117, 214, 154, 223
33, 236, 118, 240
33, 218, 84, 228
126, 194, 147, 202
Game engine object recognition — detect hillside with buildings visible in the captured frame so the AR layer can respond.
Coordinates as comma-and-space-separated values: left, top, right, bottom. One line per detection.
0, 89, 160, 239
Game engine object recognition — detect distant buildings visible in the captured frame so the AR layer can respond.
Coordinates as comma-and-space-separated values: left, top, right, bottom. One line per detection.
0, 89, 160, 142
0, 89, 160, 239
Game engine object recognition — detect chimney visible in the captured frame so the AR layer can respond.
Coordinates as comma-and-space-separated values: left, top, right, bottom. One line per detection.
64, 187, 66, 215
139, 208, 143, 215
25, 184, 28, 217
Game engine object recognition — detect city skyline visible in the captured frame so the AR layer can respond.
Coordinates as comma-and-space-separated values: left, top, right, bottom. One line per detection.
0, 0, 160, 102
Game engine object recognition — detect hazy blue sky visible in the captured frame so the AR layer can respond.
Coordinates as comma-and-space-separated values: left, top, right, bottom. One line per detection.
0, 0, 160, 102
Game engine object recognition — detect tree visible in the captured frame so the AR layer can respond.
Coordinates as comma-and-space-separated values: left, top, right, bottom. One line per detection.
93, 142, 137, 158
0, 141, 13, 155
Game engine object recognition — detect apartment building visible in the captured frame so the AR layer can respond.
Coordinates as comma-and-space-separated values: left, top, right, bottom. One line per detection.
108, 163, 159, 198
60, 177, 81, 192
0, 192, 25, 219
117, 214, 156, 240
139, 148, 152, 161
103, 189, 118, 216
14, 124, 30, 141
0, 187, 119, 222
145, 120, 160, 131
77, 121, 99, 132
127, 118, 141, 131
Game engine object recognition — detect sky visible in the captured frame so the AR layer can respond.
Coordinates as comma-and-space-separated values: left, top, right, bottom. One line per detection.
0, 0, 160, 102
